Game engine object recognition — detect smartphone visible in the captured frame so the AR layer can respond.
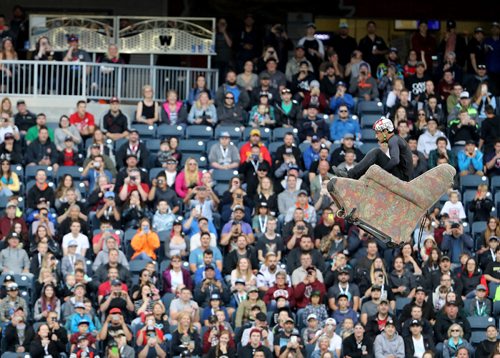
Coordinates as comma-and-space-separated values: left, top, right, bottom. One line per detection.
111, 347, 119, 355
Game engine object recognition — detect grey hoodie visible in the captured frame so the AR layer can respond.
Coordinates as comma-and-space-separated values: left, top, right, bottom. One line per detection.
374, 332, 405, 358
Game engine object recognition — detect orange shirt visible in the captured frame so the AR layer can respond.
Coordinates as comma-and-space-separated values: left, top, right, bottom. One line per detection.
131, 230, 160, 260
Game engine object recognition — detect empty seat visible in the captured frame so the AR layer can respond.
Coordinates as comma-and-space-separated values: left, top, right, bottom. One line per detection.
131, 124, 157, 139
361, 128, 377, 142
212, 169, 239, 184
145, 139, 161, 153
57, 166, 84, 182
359, 142, 379, 154
357, 101, 384, 115
460, 175, 488, 193
272, 127, 298, 142
178, 139, 206, 154
185, 125, 214, 140
180, 154, 207, 168
361, 114, 381, 128
157, 124, 185, 139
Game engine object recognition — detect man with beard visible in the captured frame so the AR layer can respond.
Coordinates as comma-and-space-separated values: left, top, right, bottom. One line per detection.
215, 69, 250, 109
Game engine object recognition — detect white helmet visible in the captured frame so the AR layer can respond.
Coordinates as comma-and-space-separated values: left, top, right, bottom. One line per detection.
373, 117, 394, 133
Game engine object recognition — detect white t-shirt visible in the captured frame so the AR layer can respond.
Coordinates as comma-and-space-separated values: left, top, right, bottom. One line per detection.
62, 233, 90, 256
440, 200, 466, 222
170, 269, 184, 291
412, 335, 426, 358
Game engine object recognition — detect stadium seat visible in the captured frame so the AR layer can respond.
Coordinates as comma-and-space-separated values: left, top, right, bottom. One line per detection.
131, 124, 157, 139
157, 124, 185, 139
357, 101, 384, 115
491, 176, 500, 193
161, 292, 176, 311
56, 166, 84, 182
114, 137, 129, 151
26, 179, 55, 192
359, 142, 378, 154
272, 127, 298, 142
214, 125, 243, 141
212, 169, 239, 185
396, 297, 411, 316
185, 125, 214, 140
178, 139, 206, 154
10, 165, 24, 182
26, 165, 55, 182
124, 228, 137, 258
148, 167, 165, 182
471, 221, 487, 241
361, 114, 381, 128
243, 127, 271, 142
181, 154, 208, 169
361, 128, 377, 142
213, 183, 228, 196
128, 260, 150, 274
268, 141, 282, 156
460, 175, 488, 193
467, 316, 495, 330
470, 331, 486, 346
145, 139, 161, 153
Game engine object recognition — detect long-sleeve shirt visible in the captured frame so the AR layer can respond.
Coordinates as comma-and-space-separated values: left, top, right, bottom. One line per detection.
131, 230, 160, 260
457, 150, 484, 172
0, 247, 30, 274
330, 118, 361, 142
374, 333, 405, 358
441, 233, 474, 263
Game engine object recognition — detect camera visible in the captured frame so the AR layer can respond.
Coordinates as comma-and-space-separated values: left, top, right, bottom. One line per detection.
130, 176, 137, 181
252, 154, 259, 161
157, 179, 164, 184
297, 224, 305, 230
147, 293, 153, 298
232, 220, 240, 226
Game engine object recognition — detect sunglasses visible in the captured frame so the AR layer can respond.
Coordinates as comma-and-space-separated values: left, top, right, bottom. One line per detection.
339, 110, 348, 113
451, 329, 460, 332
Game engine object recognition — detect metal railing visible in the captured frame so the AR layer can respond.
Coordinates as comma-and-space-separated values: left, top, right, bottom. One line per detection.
0, 60, 218, 101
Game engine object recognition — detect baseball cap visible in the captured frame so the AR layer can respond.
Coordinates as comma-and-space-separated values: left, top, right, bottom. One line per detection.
64, 135, 73, 142
232, 205, 245, 212
337, 81, 347, 88
415, 286, 426, 293
451, 222, 461, 229
68, 239, 78, 247
104, 191, 115, 199
298, 189, 308, 196
284, 317, 295, 323
78, 319, 90, 326
311, 135, 320, 142
287, 163, 300, 172
295, 44, 305, 50
371, 285, 382, 291
489, 236, 499, 242
389, 47, 398, 53
281, 88, 292, 94
3, 274, 14, 283
111, 279, 122, 286
67, 34, 79, 42
77, 334, 88, 341
307, 313, 318, 321
337, 293, 349, 300
359, 62, 370, 69
440, 255, 451, 262
475, 26, 484, 33
447, 20, 457, 29
306, 22, 316, 29
460, 91, 470, 99
447, 300, 459, 306
235, 278, 246, 286
259, 72, 270, 80
476, 284, 487, 291
125, 153, 138, 160
4, 133, 14, 140
74, 302, 85, 309
478, 64, 487, 70
109, 307, 122, 314
310, 80, 320, 89
16, 100, 25, 106
325, 318, 337, 325
204, 265, 215, 271
379, 298, 389, 304
385, 319, 396, 327
250, 128, 261, 137
310, 290, 321, 297
256, 312, 267, 322
339, 22, 349, 29
110, 96, 120, 103
465, 139, 477, 145
74, 283, 86, 290
343, 133, 355, 140
166, 156, 178, 164
6, 282, 18, 291
219, 131, 230, 138
492, 22, 500, 28
129, 128, 139, 134
410, 319, 422, 326
7, 232, 19, 241
210, 293, 221, 301
248, 286, 259, 293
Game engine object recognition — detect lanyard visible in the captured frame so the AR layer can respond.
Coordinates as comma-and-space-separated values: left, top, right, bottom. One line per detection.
258, 215, 268, 233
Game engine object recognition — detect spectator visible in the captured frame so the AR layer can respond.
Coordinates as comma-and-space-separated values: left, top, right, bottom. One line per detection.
434, 301, 471, 343
216, 91, 248, 127
442, 323, 474, 358
3, 307, 34, 354
342, 322, 372, 358
403, 319, 435, 358
0, 232, 30, 275
440, 191, 466, 224
474, 325, 498, 358
417, 118, 450, 159
237, 60, 259, 92
239, 128, 272, 165
349, 62, 379, 101
102, 97, 129, 141
373, 319, 404, 358
130, 218, 160, 262
13, 99, 36, 135
457, 140, 484, 176
160, 89, 188, 126
69, 100, 95, 137
54, 114, 82, 152
188, 90, 218, 126
25, 126, 59, 171
330, 105, 361, 144
428, 137, 457, 169
297, 22, 325, 73
286, 45, 313, 83
135, 84, 160, 125
215, 69, 250, 109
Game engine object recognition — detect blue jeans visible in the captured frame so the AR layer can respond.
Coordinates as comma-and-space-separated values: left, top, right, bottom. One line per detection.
132, 252, 153, 262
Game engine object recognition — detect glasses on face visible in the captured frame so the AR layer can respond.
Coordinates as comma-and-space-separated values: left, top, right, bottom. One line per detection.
188, 163, 197, 166
451, 329, 460, 332
339, 110, 348, 113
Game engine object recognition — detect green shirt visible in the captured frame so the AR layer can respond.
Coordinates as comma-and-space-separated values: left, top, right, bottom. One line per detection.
25, 125, 55, 143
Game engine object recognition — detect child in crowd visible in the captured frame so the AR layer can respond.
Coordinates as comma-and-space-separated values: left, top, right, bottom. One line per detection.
440, 190, 466, 223
152, 199, 176, 232
302, 313, 322, 345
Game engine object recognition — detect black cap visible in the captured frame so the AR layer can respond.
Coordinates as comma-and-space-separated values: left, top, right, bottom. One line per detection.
415, 286, 426, 293
447, 20, 456, 29
451, 222, 461, 229
111, 279, 122, 286
16, 100, 25, 106
337, 293, 349, 300
64, 135, 73, 142
204, 265, 215, 271
255, 312, 267, 321
447, 300, 459, 306
410, 319, 422, 326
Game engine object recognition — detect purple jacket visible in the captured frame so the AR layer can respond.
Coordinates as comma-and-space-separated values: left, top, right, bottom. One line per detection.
162, 267, 193, 294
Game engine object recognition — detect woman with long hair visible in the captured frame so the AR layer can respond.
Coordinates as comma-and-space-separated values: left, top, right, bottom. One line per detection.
160, 89, 188, 126
472, 81, 497, 120
29, 323, 61, 358
0, 159, 19, 196
480, 217, 500, 250
460, 257, 483, 298
135, 84, 160, 125
170, 312, 202, 357
54, 114, 82, 151
422, 247, 442, 277
54, 174, 82, 209
0, 38, 18, 92
188, 90, 218, 126
401, 242, 423, 275
253, 176, 278, 215
413, 215, 435, 251
87, 128, 114, 159
188, 74, 215, 107
230, 257, 256, 291
131, 268, 154, 300
237, 60, 259, 92
175, 157, 203, 199
207, 329, 236, 358
0, 97, 13, 118
121, 190, 149, 230
470, 184, 494, 223
420, 236, 438, 263
413, 109, 429, 137
162, 254, 193, 295
34, 266, 59, 299
33, 283, 61, 321
130, 218, 160, 261
164, 221, 189, 260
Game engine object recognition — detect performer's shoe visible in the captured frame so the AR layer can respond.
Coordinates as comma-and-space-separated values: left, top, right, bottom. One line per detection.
332, 166, 349, 178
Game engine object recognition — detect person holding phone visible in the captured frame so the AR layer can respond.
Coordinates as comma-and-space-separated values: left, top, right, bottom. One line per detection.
130, 218, 160, 262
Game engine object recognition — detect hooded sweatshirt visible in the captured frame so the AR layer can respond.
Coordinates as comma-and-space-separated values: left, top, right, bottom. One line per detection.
373, 332, 405, 358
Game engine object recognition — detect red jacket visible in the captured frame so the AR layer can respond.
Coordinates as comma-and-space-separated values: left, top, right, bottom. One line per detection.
294, 280, 327, 309
0, 216, 28, 242
239, 142, 272, 165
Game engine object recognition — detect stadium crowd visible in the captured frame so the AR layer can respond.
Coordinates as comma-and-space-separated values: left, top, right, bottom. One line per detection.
0, 7, 500, 358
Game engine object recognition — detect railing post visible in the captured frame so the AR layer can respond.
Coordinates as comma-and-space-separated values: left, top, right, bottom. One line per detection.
117, 66, 123, 99
82, 63, 87, 99
33, 62, 38, 96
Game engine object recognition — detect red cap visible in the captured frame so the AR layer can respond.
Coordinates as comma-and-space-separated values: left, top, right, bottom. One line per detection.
110, 96, 120, 103
109, 307, 122, 315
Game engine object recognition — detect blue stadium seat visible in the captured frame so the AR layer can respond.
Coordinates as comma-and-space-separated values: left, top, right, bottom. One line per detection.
26, 165, 55, 182
467, 316, 495, 330
460, 175, 488, 193
268, 141, 282, 156
124, 228, 137, 258
361, 128, 377, 142
212, 169, 239, 185
243, 127, 271, 142
131, 124, 157, 139
157, 124, 185, 139
10, 165, 24, 182
471, 221, 487, 241
145, 139, 161, 153
361, 114, 381, 128
185, 125, 214, 140
357, 101, 384, 115
26, 179, 55, 192
272, 127, 298, 142
114, 137, 129, 151
213, 183, 228, 196
180, 154, 208, 169
148, 168, 165, 182
214, 125, 243, 141
359, 142, 378, 154
56, 166, 84, 182
178, 139, 206, 154
491, 176, 500, 193
396, 297, 411, 316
